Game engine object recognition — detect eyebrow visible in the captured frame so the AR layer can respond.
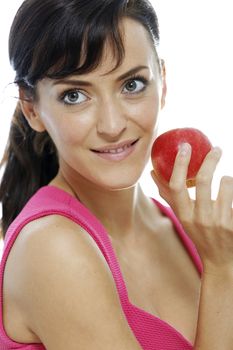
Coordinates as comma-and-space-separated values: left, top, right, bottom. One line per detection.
51, 65, 149, 87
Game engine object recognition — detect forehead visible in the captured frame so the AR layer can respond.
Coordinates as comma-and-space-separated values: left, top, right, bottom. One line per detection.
86, 18, 158, 78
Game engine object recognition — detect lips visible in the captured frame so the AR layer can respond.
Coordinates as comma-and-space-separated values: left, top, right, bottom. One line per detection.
91, 139, 139, 154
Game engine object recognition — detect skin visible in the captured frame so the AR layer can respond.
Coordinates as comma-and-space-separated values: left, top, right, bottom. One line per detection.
152, 143, 233, 348
3, 16, 233, 350
21, 18, 167, 237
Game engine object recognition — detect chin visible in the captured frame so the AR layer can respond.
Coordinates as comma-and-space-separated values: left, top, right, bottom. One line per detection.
92, 171, 141, 191
109, 182, 137, 191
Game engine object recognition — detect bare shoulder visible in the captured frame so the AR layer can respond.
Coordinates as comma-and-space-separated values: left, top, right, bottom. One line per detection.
10, 215, 141, 350
17, 214, 106, 267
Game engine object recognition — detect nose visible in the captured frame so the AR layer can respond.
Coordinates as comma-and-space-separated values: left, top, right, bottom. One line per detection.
96, 98, 127, 139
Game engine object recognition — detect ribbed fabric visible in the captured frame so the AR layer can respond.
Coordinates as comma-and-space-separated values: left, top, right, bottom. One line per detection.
0, 185, 202, 349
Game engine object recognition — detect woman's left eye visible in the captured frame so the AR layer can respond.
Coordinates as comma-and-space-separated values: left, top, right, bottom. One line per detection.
61, 90, 88, 105
122, 77, 148, 94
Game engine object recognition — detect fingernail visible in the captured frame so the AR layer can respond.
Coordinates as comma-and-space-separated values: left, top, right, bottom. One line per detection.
213, 146, 222, 155
213, 146, 222, 153
178, 143, 191, 156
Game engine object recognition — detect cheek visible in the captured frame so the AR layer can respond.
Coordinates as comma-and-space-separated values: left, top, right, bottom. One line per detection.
40, 108, 94, 147
57, 123, 86, 146
130, 94, 160, 130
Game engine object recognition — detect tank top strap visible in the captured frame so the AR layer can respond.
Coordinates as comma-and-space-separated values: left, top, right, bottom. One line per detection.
3, 185, 130, 307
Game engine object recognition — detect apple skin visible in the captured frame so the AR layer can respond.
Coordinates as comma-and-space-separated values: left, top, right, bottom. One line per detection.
151, 128, 212, 187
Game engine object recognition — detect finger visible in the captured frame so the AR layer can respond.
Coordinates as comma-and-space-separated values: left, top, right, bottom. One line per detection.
195, 147, 222, 207
170, 143, 192, 188
168, 143, 192, 214
216, 176, 233, 221
151, 143, 192, 189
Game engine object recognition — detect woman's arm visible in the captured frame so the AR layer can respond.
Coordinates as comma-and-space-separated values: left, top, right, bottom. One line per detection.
15, 215, 142, 350
152, 142, 233, 349
194, 270, 233, 349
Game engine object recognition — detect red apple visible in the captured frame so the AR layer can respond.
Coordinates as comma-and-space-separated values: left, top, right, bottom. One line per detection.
151, 128, 212, 187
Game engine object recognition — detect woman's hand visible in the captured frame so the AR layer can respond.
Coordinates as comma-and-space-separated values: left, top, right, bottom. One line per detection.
151, 143, 233, 275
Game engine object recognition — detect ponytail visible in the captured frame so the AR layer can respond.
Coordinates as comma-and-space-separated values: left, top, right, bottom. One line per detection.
0, 102, 59, 238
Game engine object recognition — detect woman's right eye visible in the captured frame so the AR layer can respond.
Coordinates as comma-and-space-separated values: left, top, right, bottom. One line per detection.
61, 90, 88, 105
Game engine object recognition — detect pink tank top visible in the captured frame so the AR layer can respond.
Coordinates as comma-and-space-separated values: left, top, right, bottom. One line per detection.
0, 185, 202, 349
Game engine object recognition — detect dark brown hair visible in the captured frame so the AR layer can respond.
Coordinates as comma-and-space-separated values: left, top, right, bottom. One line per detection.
0, 0, 160, 237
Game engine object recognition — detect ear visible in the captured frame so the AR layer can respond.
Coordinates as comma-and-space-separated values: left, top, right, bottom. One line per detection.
19, 88, 46, 132
160, 59, 167, 110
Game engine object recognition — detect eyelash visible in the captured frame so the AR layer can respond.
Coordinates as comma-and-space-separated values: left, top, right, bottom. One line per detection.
123, 74, 149, 94
59, 74, 149, 106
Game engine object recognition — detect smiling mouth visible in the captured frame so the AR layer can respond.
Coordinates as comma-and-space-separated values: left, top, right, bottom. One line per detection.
91, 139, 139, 154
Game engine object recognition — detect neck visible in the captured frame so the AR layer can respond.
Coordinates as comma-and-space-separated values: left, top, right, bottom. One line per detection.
51, 170, 152, 239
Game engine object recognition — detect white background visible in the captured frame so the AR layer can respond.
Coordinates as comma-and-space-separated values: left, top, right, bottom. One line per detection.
1, 1, 233, 250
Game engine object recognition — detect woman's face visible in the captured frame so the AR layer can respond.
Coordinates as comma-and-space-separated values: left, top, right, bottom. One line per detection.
31, 18, 166, 190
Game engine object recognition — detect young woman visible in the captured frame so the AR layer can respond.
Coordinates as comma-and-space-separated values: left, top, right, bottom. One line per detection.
0, 0, 233, 349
